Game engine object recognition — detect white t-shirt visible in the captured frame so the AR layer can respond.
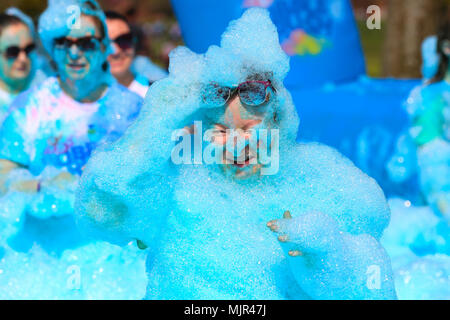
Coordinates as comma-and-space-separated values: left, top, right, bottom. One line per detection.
0, 76, 143, 175
128, 78, 149, 99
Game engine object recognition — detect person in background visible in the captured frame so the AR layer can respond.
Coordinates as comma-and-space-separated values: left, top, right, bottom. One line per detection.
0, 0, 142, 222
405, 22, 450, 219
0, 13, 37, 124
105, 10, 151, 98
409, 23, 449, 147
5, 7, 56, 79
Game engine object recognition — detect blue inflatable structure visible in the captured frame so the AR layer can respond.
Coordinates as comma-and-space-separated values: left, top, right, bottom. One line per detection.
171, 0, 366, 88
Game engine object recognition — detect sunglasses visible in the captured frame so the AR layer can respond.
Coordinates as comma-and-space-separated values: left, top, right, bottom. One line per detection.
54, 36, 102, 51
112, 32, 135, 51
1, 43, 36, 59
201, 80, 275, 107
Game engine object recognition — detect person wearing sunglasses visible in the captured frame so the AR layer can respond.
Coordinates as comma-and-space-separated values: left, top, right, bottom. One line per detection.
0, 0, 142, 223
105, 10, 167, 98
404, 22, 450, 221
198, 75, 278, 179
0, 13, 36, 125
77, 9, 396, 299
105, 10, 146, 98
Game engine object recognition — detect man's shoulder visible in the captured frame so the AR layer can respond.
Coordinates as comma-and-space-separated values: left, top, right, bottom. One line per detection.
110, 81, 143, 99
101, 82, 143, 122
295, 141, 385, 190
24, 75, 58, 95
289, 142, 353, 167
8, 76, 58, 113
106, 82, 143, 106
287, 141, 379, 185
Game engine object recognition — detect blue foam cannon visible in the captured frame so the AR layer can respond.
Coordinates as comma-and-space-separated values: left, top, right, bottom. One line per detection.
171, 0, 420, 197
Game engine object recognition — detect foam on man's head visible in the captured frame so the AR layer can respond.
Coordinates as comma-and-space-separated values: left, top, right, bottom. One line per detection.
168, 8, 289, 88
218, 8, 289, 85
165, 8, 297, 141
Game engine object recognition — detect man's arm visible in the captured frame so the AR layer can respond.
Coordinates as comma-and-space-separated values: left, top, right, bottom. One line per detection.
75, 75, 203, 248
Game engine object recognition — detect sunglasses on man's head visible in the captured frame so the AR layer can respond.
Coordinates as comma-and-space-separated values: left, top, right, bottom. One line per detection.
1, 43, 36, 60
112, 32, 135, 51
54, 36, 102, 51
201, 80, 276, 107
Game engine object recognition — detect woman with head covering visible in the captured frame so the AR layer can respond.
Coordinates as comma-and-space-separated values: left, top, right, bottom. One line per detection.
0, 13, 37, 124
405, 22, 450, 220
0, 0, 142, 221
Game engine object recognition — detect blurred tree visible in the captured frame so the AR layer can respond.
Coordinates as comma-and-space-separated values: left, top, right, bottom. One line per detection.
383, 0, 449, 78
0, 0, 45, 21
352, 0, 387, 77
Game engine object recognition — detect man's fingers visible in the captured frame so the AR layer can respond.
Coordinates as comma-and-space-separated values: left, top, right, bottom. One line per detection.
288, 250, 303, 257
267, 210, 292, 232
283, 210, 292, 219
266, 220, 279, 232
278, 235, 288, 242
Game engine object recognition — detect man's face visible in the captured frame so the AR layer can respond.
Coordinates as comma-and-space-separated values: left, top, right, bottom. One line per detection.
106, 18, 134, 78
205, 81, 276, 179
53, 15, 104, 81
0, 23, 34, 87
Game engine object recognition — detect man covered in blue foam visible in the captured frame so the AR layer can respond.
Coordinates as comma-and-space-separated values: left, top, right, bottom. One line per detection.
76, 8, 396, 300
0, 0, 142, 222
